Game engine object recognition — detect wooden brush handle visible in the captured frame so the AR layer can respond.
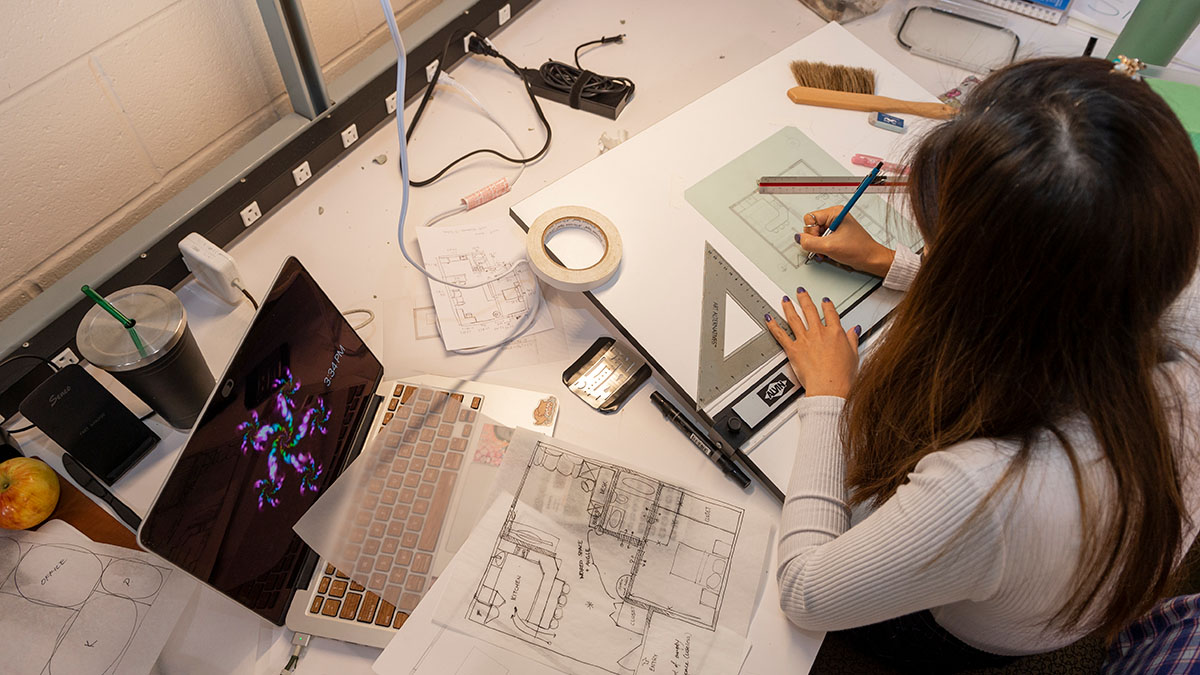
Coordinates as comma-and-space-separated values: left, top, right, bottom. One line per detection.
787, 85, 957, 120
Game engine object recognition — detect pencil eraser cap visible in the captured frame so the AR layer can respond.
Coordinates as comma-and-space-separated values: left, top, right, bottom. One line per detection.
869, 112, 906, 133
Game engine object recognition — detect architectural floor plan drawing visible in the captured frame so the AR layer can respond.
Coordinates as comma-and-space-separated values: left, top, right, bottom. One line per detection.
684, 126, 922, 314
417, 221, 554, 351
728, 164, 890, 271
435, 430, 767, 675
432, 249, 535, 328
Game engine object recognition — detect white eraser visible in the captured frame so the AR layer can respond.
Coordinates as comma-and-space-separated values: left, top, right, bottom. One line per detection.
869, 112, 906, 134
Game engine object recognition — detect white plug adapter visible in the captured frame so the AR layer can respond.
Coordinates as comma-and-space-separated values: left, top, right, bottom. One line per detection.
179, 233, 245, 305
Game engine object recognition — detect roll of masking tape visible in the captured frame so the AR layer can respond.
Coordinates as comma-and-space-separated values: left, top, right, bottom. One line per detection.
526, 206, 623, 292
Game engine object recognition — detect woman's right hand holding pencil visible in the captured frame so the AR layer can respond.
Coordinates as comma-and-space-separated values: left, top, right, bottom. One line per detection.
796, 206, 896, 278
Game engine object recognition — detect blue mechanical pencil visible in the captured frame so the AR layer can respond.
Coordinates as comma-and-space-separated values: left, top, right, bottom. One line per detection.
804, 161, 883, 263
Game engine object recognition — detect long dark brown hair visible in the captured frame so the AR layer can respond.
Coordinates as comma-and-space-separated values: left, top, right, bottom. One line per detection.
845, 57, 1200, 638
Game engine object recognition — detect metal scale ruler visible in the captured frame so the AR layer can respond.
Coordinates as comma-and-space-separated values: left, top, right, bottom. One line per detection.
696, 242, 792, 408
757, 175, 907, 194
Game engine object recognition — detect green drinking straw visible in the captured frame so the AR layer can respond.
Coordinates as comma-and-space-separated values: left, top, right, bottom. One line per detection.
81, 285, 149, 358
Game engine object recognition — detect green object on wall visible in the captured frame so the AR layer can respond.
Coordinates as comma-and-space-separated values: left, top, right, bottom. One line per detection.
1147, 77, 1200, 158
1108, 0, 1200, 66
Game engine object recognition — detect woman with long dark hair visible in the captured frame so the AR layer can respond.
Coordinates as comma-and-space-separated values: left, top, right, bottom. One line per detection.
766, 57, 1200, 669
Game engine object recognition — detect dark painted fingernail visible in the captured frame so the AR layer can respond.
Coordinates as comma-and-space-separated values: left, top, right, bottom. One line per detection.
794, 233, 803, 243
765, 313, 772, 321
854, 325, 862, 336
782, 295, 791, 303
796, 286, 806, 294
815, 254, 825, 262
823, 297, 831, 303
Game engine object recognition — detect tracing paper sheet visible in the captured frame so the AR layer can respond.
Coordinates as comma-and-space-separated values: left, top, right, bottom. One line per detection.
0, 525, 194, 675
293, 395, 497, 610
684, 126, 920, 313
432, 429, 767, 675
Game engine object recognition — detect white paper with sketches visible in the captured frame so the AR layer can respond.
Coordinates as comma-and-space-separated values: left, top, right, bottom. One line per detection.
433, 429, 766, 675
417, 221, 554, 351
0, 525, 194, 675
374, 553, 566, 675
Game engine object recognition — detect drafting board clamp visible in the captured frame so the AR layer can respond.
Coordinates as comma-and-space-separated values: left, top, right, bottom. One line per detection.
697, 242, 790, 408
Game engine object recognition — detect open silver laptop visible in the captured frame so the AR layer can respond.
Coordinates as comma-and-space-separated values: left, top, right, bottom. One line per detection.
138, 257, 557, 648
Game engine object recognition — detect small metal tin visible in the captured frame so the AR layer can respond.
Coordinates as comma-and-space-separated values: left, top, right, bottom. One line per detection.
563, 337, 651, 413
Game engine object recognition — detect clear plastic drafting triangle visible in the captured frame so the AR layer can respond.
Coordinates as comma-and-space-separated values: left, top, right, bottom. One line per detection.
723, 292, 761, 359
697, 243, 788, 408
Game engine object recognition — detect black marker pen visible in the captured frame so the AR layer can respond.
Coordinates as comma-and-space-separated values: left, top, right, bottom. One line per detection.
650, 391, 751, 489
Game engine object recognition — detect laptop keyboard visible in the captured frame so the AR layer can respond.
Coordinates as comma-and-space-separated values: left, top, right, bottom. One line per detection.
305, 384, 482, 629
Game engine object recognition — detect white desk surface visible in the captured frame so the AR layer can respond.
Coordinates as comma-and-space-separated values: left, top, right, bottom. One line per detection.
13, 1, 1101, 672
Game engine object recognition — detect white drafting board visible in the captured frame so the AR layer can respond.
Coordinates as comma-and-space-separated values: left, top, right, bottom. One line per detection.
510, 23, 935, 442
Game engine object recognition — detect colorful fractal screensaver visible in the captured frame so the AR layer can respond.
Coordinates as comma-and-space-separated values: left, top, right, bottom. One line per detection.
236, 369, 330, 509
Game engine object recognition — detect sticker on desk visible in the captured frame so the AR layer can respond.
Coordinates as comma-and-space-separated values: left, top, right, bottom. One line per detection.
473, 422, 513, 466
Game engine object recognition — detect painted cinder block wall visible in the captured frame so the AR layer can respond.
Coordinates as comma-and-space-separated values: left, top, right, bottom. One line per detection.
0, 0, 417, 321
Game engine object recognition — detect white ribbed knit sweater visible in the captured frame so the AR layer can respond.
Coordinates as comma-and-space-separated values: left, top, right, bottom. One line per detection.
777, 247, 1200, 655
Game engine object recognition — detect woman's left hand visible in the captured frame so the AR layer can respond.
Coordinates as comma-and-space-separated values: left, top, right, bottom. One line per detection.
765, 289, 860, 398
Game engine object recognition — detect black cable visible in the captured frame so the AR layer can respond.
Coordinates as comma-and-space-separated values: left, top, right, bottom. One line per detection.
0, 354, 58, 372
240, 286, 259, 310
537, 35, 634, 101
404, 32, 553, 188
0, 354, 59, 434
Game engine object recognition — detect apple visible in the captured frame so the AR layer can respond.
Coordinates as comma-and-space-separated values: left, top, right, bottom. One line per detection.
0, 458, 60, 530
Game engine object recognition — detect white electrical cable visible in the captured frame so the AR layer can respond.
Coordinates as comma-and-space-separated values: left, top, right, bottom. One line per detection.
379, 0, 547, 352
342, 308, 375, 330
412, 88, 545, 355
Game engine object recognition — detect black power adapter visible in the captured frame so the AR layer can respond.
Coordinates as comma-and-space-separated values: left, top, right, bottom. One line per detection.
522, 65, 633, 120
471, 34, 634, 120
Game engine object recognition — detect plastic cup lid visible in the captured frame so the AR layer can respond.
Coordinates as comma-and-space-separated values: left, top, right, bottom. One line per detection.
76, 285, 187, 372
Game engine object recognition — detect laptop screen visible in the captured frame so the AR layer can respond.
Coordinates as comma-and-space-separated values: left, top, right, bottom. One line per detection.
140, 257, 383, 624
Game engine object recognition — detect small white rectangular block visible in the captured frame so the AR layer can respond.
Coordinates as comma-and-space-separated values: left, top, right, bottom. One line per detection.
869, 112, 906, 134
341, 124, 358, 148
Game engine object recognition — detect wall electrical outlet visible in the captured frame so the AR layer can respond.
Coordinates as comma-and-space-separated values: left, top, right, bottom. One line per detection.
499, 3, 511, 24
341, 124, 358, 148
53, 348, 80, 369
292, 161, 312, 186
385, 91, 397, 114
425, 59, 439, 83
240, 201, 262, 227
463, 32, 477, 53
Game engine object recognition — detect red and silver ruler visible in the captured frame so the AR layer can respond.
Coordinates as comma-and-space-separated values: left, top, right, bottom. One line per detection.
756, 175, 908, 194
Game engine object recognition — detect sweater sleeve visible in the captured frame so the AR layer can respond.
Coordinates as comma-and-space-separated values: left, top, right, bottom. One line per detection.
776, 398, 1007, 631
1165, 266, 1200, 355
882, 245, 921, 291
